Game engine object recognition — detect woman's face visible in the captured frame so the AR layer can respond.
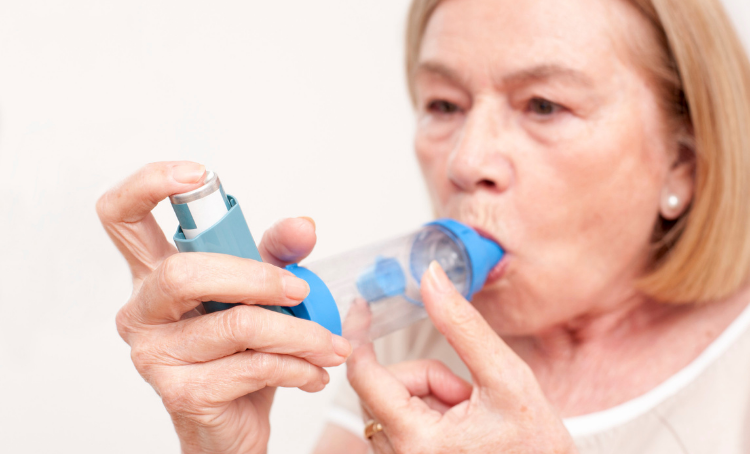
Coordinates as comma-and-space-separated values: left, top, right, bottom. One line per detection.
415, 0, 685, 334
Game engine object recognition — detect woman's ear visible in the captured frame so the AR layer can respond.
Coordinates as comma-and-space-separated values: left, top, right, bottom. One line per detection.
660, 128, 696, 220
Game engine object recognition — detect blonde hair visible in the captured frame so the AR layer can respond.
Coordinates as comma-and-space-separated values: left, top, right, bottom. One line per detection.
405, 0, 750, 304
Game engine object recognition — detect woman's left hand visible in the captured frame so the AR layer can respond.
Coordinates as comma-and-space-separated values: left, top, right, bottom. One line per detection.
347, 261, 577, 454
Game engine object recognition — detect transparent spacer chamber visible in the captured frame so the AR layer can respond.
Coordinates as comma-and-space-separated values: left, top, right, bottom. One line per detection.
295, 220, 503, 341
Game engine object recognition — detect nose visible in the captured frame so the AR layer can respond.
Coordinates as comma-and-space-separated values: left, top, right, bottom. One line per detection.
447, 101, 513, 193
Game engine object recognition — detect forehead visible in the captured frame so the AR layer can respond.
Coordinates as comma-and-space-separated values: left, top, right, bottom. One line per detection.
420, 0, 646, 82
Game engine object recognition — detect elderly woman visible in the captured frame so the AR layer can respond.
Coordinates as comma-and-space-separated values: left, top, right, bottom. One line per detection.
97, 0, 750, 452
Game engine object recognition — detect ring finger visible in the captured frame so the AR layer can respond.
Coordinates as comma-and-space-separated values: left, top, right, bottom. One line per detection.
361, 407, 396, 454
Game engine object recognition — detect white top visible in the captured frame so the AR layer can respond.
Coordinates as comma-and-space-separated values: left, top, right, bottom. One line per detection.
329, 302, 750, 453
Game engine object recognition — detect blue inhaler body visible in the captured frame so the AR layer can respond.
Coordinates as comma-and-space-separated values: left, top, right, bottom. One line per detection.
170, 172, 504, 340
170, 171, 278, 314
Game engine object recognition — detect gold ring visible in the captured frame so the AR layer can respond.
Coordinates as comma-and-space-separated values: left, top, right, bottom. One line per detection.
364, 419, 384, 439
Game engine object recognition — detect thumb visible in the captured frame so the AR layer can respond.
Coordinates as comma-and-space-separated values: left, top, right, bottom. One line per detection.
97, 161, 206, 281
257, 217, 317, 267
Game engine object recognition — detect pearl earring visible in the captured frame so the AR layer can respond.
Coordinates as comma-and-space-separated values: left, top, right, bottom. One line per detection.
667, 195, 679, 209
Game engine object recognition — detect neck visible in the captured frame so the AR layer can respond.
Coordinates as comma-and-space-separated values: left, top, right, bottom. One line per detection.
504, 287, 750, 417
519, 295, 678, 359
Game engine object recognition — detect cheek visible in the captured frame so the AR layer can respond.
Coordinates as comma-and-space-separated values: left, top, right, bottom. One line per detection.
488, 95, 669, 326
563, 133, 659, 243
474, 134, 667, 334
522, 98, 668, 293
566, 100, 667, 238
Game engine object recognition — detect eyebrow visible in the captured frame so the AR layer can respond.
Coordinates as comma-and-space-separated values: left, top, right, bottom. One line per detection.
414, 61, 594, 88
414, 61, 470, 86
502, 64, 594, 87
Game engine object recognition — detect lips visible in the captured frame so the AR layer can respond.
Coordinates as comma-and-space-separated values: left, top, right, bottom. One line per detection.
468, 224, 509, 285
484, 259, 508, 284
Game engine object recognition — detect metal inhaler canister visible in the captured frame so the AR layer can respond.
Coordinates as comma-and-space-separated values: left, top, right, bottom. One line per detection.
170, 172, 504, 339
170, 171, 231, 240
170, 171, 267, 314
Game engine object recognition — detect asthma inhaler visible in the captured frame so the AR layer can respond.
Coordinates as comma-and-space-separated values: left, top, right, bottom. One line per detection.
170, 172, 504, 339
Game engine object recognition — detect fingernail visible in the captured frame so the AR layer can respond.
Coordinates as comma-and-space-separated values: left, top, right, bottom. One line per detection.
298, 216, 316, 232
172, 162, 206, 184
282, 274, 310, 301
332, 334, 352, 358
428, 260, 453, 294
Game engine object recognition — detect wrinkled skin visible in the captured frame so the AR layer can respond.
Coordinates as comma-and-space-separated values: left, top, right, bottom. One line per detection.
98, 161, 351, 454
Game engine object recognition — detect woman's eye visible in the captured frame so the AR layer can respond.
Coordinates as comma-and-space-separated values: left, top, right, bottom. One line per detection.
427, 100, 460, 114
528, 98, 561, 116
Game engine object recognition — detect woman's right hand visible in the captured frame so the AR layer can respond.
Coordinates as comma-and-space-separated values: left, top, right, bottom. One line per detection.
97, 161, 351, 454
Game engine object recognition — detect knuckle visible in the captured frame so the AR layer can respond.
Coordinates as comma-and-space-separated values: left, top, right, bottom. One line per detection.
115, 305, 136, 342
156, 254, 195, 299
95, 189, 117, 224
256, 352, 317, 388
95, 162, 165, 225
216, 307, 253, 350
300, 323, 333, 358
159, 377, 196, 414
304, 368, 326, 390
130, 343, 158, 376
255, 352, 285, 382
256, 263, 284, 295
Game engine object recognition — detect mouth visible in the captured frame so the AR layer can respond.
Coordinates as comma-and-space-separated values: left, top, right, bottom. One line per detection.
469, 224, 509, 285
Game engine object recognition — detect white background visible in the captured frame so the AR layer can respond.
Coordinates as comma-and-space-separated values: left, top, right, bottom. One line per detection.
0, 1, 747, 453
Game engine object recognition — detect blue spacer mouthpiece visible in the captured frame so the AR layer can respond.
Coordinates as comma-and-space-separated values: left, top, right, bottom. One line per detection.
428, 219, 505, 298
284, 264, 342, 336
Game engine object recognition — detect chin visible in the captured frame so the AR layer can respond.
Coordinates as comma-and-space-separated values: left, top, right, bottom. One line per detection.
469, 286, 540, 336
471, 288, 530, 336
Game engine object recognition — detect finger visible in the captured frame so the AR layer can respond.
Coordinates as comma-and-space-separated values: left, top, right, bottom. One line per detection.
154, 304, 350, 367
421, 261, 526, 392
159, 351, 330, 412
97, 161, 207, 281
258, 217, 317, 266
388, 360, 472, 407
360, 408, 398, 454
130, 252, 311, 324
342, 298, 372, 348
346, 342, 421, 428
420, 395, 453, 414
